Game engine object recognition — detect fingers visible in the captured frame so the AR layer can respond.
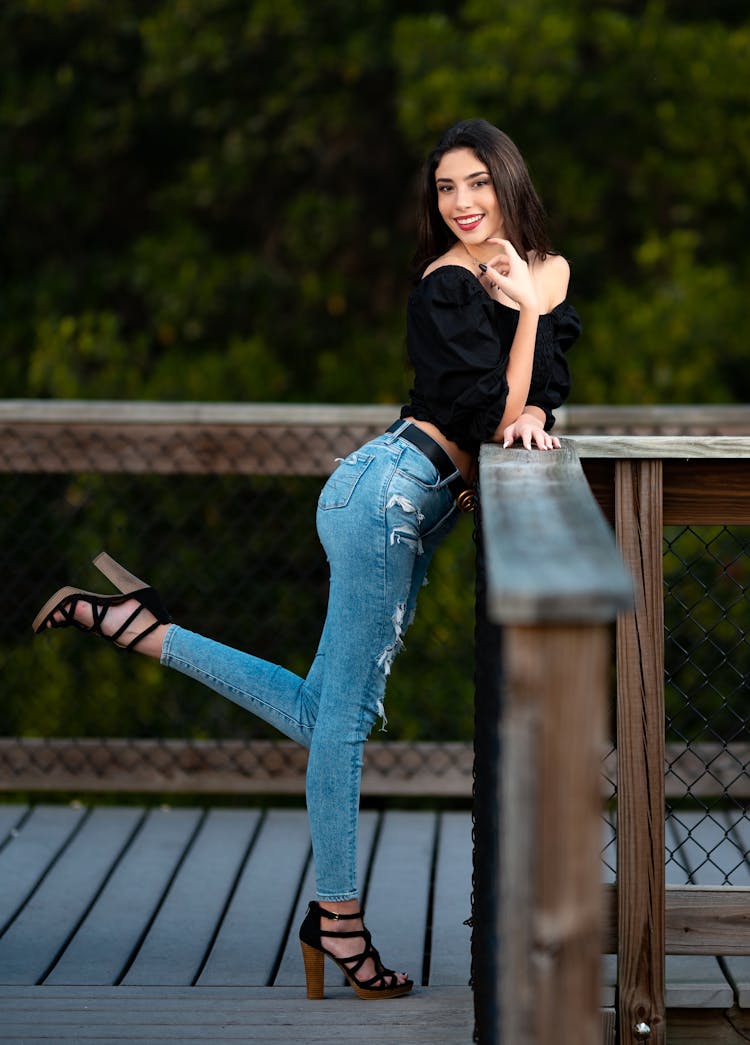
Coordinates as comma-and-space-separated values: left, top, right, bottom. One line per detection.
503, 425, 562, 451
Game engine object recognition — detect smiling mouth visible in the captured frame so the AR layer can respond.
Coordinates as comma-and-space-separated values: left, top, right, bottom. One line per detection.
455, 215, 484, 232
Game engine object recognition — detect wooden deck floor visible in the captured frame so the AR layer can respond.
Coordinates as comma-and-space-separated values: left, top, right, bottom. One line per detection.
0, 803, 474, 1043
2, 802, 749, 1041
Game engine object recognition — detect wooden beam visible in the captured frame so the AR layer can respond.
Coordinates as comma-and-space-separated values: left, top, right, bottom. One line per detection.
602, 885, 750, 956
616, 459, 666, 1045
500, 624, 611, 1045
480, 439, 632, 1045
0, 739, 473, 797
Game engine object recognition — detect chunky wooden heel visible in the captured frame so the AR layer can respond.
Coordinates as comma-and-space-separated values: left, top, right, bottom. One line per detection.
298, 900, 413, 1001
92, 552, 148, 594
300, 941, 325, 1000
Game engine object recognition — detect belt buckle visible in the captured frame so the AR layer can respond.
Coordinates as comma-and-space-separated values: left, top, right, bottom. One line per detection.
456, 487, 478, 513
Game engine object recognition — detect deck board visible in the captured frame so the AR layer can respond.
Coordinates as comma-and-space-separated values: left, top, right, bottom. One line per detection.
196, 807, 309, 987
123, 807, 262, 986
0, 806, 143, 985
363, 810, 437, 983
429, 812, 472, 986
47, 807, 204, 986
0, 804, 86, 933
0, 985, 473, 1042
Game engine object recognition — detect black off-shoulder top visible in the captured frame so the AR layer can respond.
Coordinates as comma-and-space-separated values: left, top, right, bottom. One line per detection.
400, 266, 581, 455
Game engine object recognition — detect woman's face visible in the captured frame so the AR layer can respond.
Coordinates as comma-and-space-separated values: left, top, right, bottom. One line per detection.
434, 147, 504, 247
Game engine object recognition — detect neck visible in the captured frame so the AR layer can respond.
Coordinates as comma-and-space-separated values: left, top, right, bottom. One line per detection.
459, 240, 497, 267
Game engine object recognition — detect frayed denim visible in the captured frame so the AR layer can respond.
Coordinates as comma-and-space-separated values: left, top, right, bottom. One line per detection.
161, 427, 460, 900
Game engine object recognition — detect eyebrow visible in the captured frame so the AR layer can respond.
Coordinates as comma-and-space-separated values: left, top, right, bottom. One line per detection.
435, 170, 490, 183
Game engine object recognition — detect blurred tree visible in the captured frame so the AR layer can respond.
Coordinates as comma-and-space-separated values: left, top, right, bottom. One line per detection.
393, 0, 750, 403
2, 0, 749, 405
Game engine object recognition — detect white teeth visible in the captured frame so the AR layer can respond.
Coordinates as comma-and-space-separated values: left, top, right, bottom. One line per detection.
457, 216, 482, 226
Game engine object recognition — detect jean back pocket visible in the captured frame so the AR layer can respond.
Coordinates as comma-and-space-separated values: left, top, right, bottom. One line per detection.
318, 451, 375, 510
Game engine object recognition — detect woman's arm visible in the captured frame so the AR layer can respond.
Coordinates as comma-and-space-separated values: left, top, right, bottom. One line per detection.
487, 252, 571, 450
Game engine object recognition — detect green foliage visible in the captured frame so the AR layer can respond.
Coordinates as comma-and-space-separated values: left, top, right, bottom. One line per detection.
3, 0, 749, 406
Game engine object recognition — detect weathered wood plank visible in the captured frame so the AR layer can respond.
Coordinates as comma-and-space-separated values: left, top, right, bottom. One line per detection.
0, 807, 143, 985
663, 887, 750, 955
122, 808, 262, 986
0, 804, 85, 933
1, 398, 747, 432
46, 808, 203, 985
663, 1008, 750, 1044
479, 440, 633, 622
615, 458, 666, 1045
198, 808, 311, 987
426, 812, 472, 986
663, 460, 750, 524
0, 985, 474, 1041
573, 436, 750, 459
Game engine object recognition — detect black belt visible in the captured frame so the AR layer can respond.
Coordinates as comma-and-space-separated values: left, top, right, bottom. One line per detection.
386, 421, 477, 512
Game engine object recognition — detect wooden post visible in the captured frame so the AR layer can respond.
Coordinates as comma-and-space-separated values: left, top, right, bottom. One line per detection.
615, 459, 666, 1045
478, 441, 633, 1045
500, 624, 611, 1045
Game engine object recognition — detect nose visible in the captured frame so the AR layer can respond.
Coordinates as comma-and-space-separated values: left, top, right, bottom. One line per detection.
455, 184, 473, 209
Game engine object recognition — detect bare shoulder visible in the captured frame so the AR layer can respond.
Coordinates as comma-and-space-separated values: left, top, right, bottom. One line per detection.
531, 253, 570, 312
422, 252, 474, 279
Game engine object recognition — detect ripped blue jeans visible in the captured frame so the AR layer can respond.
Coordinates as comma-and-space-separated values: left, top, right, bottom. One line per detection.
160, 423, 460, 900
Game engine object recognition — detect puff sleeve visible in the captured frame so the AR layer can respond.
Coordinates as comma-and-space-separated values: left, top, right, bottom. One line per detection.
524, 301, 581, 430
402, 268, 511, 453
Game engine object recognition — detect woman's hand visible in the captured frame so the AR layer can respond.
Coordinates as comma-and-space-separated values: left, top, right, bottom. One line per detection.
502, 413, 561, 451
480, 238, 539, 312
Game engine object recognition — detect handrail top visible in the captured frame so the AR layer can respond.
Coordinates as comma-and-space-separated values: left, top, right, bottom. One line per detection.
0, 399, 397, 426
570, 435, 750, 459
478, 440, 633, 624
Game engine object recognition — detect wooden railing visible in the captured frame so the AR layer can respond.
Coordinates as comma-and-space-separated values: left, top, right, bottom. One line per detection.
479, 432, 750, 1045
478, 439, 633, 1045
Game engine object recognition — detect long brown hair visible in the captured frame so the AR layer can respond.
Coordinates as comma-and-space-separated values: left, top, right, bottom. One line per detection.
414, 119, 553, 276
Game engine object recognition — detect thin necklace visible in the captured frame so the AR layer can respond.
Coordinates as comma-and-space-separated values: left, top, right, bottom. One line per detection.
461, 242, 485, 271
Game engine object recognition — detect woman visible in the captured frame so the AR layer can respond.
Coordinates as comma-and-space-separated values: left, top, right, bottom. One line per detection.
33, 118, 580, 1001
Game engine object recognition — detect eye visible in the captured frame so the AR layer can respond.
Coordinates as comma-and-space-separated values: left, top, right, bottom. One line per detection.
472, 178, 490, 189
437, 184, 454, 193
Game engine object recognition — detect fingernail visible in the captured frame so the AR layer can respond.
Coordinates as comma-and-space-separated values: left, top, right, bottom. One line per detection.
503, 440, 510, 448
478, 263, 487, 273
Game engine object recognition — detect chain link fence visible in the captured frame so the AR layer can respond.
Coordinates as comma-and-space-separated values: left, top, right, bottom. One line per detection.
664, 524, 750, 886
600, 522, 750, 886
0, 406, 476, 793
1, 404, 749, 808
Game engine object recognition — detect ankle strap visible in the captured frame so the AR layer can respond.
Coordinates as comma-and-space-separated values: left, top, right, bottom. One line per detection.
313, 901, 363, 921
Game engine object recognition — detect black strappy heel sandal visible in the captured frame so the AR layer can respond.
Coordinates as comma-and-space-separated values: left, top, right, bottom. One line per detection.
299, 900, 414, 1001
32, 552, 172, 651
